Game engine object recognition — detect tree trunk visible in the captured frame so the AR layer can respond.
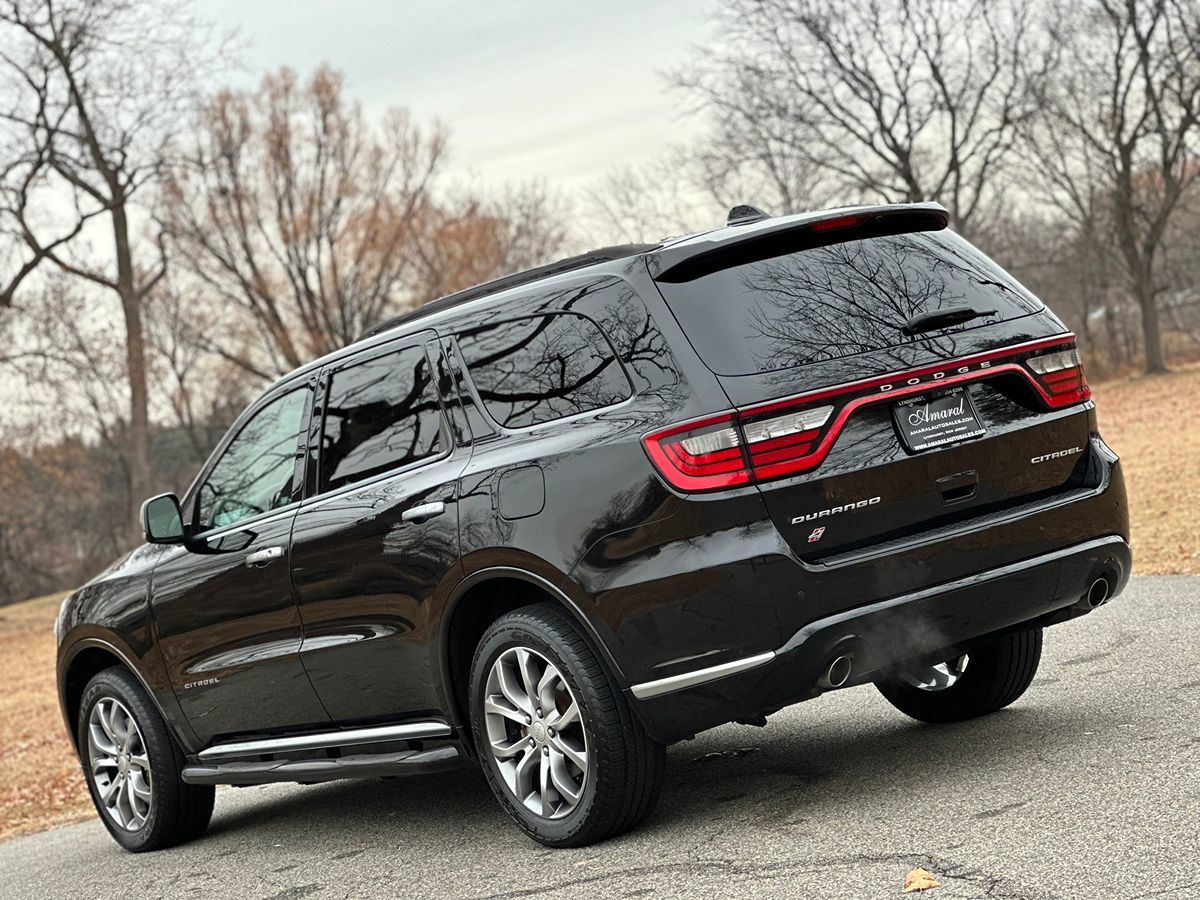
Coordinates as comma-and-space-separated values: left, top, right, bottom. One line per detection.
111, 204, 152, 537
1134, 268, 1168, 374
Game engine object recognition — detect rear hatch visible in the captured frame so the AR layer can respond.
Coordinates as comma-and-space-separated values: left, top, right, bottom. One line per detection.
645, 206, 1094, 561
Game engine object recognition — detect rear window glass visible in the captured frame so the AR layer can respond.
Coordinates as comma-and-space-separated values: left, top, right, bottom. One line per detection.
655, 230, 1042, 376
319, 345, 443, 492
456, 313, 632, 428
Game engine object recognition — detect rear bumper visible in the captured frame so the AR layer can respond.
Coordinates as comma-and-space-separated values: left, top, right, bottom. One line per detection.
630, 534, 1131, 743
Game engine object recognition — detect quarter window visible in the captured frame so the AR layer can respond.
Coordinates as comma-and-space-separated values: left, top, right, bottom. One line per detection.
318, 345, 444, 493
455, 313, 631, 428
196, 388, 308, 532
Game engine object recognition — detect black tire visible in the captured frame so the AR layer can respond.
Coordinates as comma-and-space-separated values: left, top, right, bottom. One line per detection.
77, 667, 214, 852
469, 603, 666, 847
875, 627, 1043, 724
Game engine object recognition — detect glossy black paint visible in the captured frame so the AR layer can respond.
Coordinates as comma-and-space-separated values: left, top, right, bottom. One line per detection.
57, 209, 1131, 774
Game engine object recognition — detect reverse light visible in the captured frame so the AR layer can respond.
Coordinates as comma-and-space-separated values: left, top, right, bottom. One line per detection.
1026, 347, 1091, 407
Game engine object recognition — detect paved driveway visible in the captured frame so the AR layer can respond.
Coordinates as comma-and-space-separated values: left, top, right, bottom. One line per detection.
2, 576, 1198, 899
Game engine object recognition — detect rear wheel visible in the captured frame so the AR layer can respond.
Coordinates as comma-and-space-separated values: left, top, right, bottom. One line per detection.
875, 627, 1043, 723
78, 667, 214, 851
469, 603, 665, 847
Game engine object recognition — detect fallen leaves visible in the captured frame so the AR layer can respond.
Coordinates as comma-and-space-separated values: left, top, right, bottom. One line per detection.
903, 867, 940, 893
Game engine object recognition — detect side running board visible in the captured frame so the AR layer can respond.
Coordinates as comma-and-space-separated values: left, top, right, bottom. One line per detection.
182, 745, 462, 786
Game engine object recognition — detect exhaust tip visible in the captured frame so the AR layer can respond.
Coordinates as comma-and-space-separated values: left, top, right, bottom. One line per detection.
825, 655, 852, 689
1087, 577, 1111, 609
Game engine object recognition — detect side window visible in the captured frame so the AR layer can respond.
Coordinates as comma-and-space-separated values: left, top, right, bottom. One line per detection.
318, 344, 444, 493
455, 313, 631, 429
196, 388, 308, 532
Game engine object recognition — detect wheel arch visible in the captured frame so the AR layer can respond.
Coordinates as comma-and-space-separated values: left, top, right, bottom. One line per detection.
59, 638, 180, 752
439, 566, 626, 739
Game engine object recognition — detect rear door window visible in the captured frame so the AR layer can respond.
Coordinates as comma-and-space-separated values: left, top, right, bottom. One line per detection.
318, 344, 444, 493
655, 230, 1042, 376
455, 313, 632, 428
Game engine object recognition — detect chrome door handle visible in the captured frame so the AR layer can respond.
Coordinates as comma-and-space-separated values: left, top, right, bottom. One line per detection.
245, 546, 284, 568
401, 501, 445, 523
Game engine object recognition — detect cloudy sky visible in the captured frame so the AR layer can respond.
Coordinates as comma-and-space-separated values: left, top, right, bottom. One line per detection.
197, 0, 716, 195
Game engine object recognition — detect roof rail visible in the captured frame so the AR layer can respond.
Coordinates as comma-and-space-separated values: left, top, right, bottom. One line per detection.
356, 243, 659, 343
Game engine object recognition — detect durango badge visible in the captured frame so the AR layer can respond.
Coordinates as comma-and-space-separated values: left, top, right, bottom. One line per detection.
792, 496, 881, 525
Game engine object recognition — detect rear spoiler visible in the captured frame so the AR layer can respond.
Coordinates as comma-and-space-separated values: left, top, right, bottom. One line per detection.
649, 203, 949, 283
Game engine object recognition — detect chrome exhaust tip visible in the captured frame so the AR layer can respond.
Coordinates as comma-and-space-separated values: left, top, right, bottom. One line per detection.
1086, 577, 1111, 609
817, 655, 853, 690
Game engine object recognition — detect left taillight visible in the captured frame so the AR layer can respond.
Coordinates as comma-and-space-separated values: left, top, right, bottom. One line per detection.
642, 413, 752, 492
1026, 347, 1091, 407
643, 403, 836, 491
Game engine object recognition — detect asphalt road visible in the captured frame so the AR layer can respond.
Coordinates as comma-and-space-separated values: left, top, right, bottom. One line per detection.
3, 576, 1198, 900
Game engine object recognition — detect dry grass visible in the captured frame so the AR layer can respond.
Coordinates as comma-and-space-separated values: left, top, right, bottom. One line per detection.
0, 592, 93, 841
1093, 362, 1200, 575
0, 367, 1195, 841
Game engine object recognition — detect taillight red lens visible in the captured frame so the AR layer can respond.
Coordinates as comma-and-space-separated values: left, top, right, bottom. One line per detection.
1026, 348, 1091, 407
642, 413, 752, 491
740, 403, 833, 479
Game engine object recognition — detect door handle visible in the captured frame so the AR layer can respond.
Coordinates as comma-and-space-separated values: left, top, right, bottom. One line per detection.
245, 546, 284, 568
401, 501, 446, 523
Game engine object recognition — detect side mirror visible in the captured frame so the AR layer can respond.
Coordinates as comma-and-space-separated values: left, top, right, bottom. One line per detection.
141, 493, 185, 544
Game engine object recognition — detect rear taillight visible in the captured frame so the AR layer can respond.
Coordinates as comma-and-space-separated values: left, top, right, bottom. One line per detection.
740, 403, 833, 479
1026, 348, 1091, 407
642, 413, 752, 491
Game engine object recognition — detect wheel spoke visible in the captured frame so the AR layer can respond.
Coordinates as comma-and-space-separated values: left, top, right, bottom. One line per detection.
513, 747, 539, 801
484, 695, 527, 725
539, 751, 553, 817
550, 732, 587, 770
548, 749, 581, 804
496, 660, 532, 714
96, 702, 118, 744
130, 754, 149, 770
91, 755, 119, 774
490, 734, 528, 760
128, 771, 152, 802
549, 700, 579, 728
102, 773, 123, 805
514, 649, 542, 710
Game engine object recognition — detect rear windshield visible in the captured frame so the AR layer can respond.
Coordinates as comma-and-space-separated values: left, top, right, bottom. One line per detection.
655, 230, 1042, 376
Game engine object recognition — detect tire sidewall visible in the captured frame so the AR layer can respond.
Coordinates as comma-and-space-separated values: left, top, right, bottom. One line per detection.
469, 615, 603, 845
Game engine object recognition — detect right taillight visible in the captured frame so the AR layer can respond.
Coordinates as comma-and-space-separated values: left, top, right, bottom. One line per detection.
1026, 347, 1091, 407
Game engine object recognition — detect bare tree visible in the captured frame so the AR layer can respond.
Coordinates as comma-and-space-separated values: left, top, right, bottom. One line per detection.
411, 182, 571, 304
585, 154, 722, 245
672, 0, 1051, 237
164, 66, 449, 376
1023, 0, 1200, 374
0, 0, 222, 523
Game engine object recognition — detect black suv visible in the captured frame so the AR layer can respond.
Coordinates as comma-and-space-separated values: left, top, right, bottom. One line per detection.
56, 203, 1130, 851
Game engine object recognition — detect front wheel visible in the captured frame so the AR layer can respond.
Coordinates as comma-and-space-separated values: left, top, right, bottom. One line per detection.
78, 667, 214, 851
875, 627, 1043, 724
469, 604, 665, 847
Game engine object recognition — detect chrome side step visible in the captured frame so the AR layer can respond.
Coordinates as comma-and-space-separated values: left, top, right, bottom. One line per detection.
197, 721, 452, 761
182, 745, 461, 786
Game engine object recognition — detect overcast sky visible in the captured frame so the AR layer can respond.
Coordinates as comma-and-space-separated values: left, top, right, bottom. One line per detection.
197, 0, 716, 195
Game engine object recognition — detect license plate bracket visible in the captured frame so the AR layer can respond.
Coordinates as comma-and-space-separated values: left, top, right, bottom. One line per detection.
892, 386, 986, 452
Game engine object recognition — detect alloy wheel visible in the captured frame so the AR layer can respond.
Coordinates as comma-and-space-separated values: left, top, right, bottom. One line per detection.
482, 647, 588, 819
87, 697, 152, 831
898, 653, 970, 692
